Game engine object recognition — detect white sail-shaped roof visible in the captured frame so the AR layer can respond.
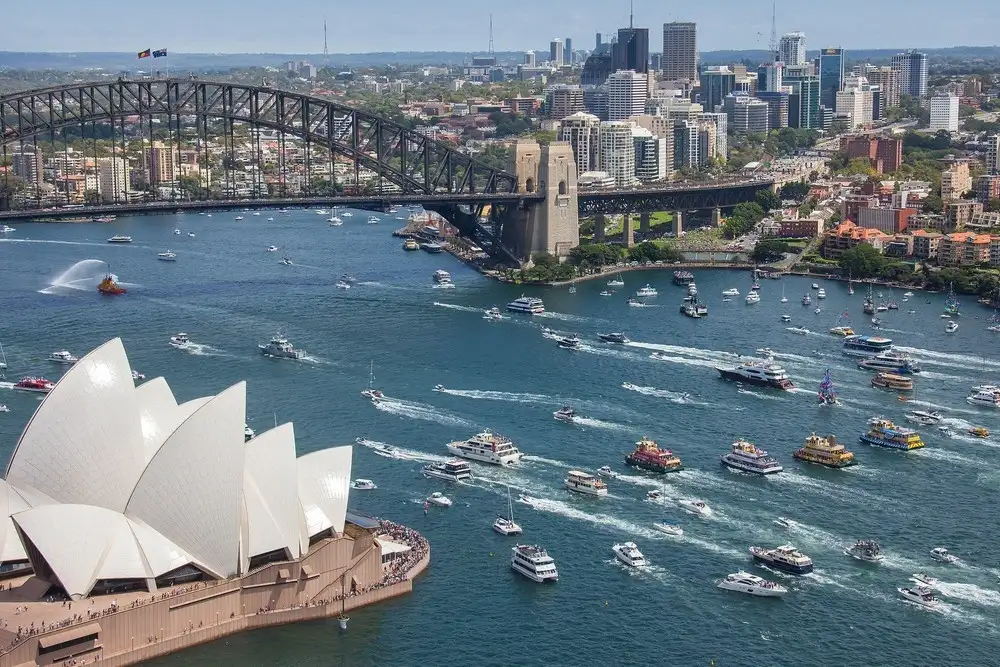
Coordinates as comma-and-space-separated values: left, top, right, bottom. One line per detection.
6, 339, 145, 512
0, 480, 29, 562
125, 382, 246, 579
127, 518, 196, 577
297, 447, 353, 538
243, 423, 303, 562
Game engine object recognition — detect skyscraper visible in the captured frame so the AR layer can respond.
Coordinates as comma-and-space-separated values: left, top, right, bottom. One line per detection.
599, 121, 637, 186
890, 51, 928, 98
778, 32, 806, 66
785, 75, 821, 129
865, 66, 901, 113
560, 112, 602, 175
661, 22, 698, 82
550, 39, 564, 66
613, 27, 650, 74
606, 70, 648, 121
565, 38, 573, 65
818, 48, 845, 110
928, 93, 959, 133
700, 66, 735, 112
757, 62, 784, 93
524, 51, 536, 67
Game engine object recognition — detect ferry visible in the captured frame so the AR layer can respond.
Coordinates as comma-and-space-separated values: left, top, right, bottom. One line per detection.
624, 437, 682, 473
720, 440, 783, 475
871, 372, 913, 391
13, 377, 55, 393
402, 238, 420, 251
612, 542, 647, 568
48, 350, 78, 365
97, 266, 127, 295
597, 332, 630, 344
258, 334, 305, 360
842, 334, 893, 358
672, 271, 695, 285
857, 351, 921, 374
860, 418, 924, 450
563, 470, 608, 496
506, 296, 545, 314
715, 360, 794, 390
845, 540, 883, 563
793, 433, 856, 468
749, 544, 814, 574
446, 430, 523, 466
718, 571, 787, 597
511, 544, 558, 583
432, 270, 451, 283
106, 235, 132, 243
422, 459, 473, 482
420, 242, 443, 253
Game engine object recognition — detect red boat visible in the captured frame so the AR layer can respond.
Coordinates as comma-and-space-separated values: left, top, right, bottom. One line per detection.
625, 437, 683, 473
14, 377, 55, 393
98, 264, 127, 295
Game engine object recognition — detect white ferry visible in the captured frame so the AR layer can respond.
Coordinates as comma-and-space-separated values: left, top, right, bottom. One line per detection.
511, 544, 559, 583
446, 430, 523, 466
720, 440, 783, 475
422, 459, 473, 482
842, 335, 893, 358
717, 571, 787, 597
433, 270, 451, 283
612, 542, 647, 568
506, 296, 545, 314
564, 470, 608, 496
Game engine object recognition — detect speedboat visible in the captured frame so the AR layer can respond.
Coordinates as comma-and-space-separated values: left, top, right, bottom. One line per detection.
717, 571, 787, 597
911, 573, 938, 587
173, 228, 181, 235
898, 585, 940, 608
755, 347, 775, 359
367, 215, 380, 224
259, 334, 305, 359
556, 336, 581, 349
626, 297, 645, 307
801, 294, 811, 305
814, 308, 822, 314
646, 489, 661, 500
266, 245, 278, 252
339, 274, 357, 284
817, 288, 826, 299
187, 232, 195, 237
0, 404, 8, 413
945, 320, 958, 333
811, 283, 819, 289
787, 326, 810, 335
157, 251, 177, 261
370, 443, 405, 459
483, 307, 503, 321
341, 211, 353, 217
653, 521, 683, 536
433, 384, 445, 392
131, 369, 145, 381
678, 499, 712, 516
234, 215, 244, 221
930, 547, 959, 564
48, 350, 78, 365
597, 465, 617, 478
969, 426, 990, 438
279, 257, 293, 266
612, 542, 647, 568
774, 517, 793, 529
781, 315, 791, 322
745, 292, 760, 304
425, 492, 452, 507
169, 332, 190, 347
904, 291, 914, 297
244, 425, 255, 441
905, 410, 942, 425
350, 479, 377, 490
336, 280, 351, 289
722, 288, 740, 296
599, 290, 613, 296
845, 540, 884, 563
597, 332, 630, 344
568, 286, 577, 294
553, 406, 576, 422
328, 216, 343, 226
636, 285, 658, 297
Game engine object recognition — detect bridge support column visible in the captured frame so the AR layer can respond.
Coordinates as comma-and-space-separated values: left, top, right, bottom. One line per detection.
593, 214, 606, 243
623, 214, 635, 248
711, 207, 722, 227
639, 212, 650, 235
673, 211, 683, 237
509, 139, 579, 263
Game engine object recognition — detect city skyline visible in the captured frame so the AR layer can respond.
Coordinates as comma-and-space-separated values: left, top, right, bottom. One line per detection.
4, 0, 1000, 55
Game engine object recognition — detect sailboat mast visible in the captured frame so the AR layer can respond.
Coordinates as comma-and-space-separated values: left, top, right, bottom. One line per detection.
507, 485, 514, 522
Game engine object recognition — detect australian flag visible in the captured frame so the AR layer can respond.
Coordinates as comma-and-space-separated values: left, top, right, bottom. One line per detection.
152, 48, 168, 58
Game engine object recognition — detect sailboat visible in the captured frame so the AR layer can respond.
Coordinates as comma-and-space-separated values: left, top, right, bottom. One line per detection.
944, 283, 960, 317
0, 340, 7, 370
360, 361, 383, 401
607, 272, 625, 287
886, 288, 899, 310
848, 273, 854, 295
863, 284, 875, 315
780, 284, 788, 303
493, 486, 523, 535
818, 369, 838, 405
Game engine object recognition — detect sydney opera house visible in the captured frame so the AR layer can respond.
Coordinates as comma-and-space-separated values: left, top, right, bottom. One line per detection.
0, 339, 428, 666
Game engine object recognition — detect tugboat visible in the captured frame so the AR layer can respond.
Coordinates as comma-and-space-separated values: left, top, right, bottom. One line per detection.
749, 544, 814, 574
860, 418, 924, 451
13, 377, 55, 393
625, 437, 683, 473
720, 440, 783, 475
793, 433, 856, 468
258, 333, 305, 359
845, 540, 884, 563
818, 369, 838, 405
97, 264, 127, 295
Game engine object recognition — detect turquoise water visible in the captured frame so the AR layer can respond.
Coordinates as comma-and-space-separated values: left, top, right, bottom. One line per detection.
1, 211, 999, 666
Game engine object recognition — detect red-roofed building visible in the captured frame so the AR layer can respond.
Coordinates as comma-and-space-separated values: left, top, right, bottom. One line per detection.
910, 229, 943, 260
937, 231, 993, 266
821, 220, 893, 258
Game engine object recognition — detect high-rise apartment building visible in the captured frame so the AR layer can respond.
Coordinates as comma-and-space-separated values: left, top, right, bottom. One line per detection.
818, 48, 845, 110
864, 66, 901, 113
560, 112, 602, 176
549, 39, 564, 66
836, 77, 874, 129
778, 32, 807, 66
146, 141, 177, 185
928, 93, 959, 133
757, 62, 783, 93
546, 84, 586, 119
941, 161, 972, 201
96, 157, 129, 203
723, 94, 769, 134
11, 144, 43, 187
891, 51, 928, 98
700, 112, 728, 160
986, 135, 1000, 175
673, 120, 701, 169
700, 66, 735, 112
606, 70, 648, 121
599, 121, 637, 186
661, 22, 698, 82
524, 51, 536, 67
632, 127, 668, 182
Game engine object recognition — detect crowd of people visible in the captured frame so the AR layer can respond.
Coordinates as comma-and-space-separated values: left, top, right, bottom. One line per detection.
376, 519, 429, 587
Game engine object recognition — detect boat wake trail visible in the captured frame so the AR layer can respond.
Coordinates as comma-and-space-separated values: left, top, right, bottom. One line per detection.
175, 342, 226, 357
736, 387, 783, 401
911, 447, 988, 467
355, 438, 449, 463
521, 454, 572, 468
435, 388, 555, 404
920, 370, 970, 382
571, 416, 633, 432
517, 495, 660, 539
896, 346, 1000, 371
372, 398, 476, 428
647, 353, 718, 370
432, 302, 482, 313
621, 382, 702, 405
937, 582, 1000, 608
907, 399, 981, 417
627, 341, 736, 362
538, 311, 589, 323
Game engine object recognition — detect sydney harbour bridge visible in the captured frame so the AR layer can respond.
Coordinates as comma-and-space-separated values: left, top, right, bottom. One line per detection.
0, 78, 773, 266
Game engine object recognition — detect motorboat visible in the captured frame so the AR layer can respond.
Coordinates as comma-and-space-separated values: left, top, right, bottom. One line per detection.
48, 350, 78, 365
720, 439, 783, 475
829, 326, 855, 337
13, 377, 55, 393
267, 217, 274, 221
564, 470, 608, 496
367, 215, 380, 224
672, 271, 694, 285
969, 426, 990, 438
597, 465, 618, 478
234, 215, 244, 221
966, 388, 1000, 407
244, 424, 255, 441
653, 521, 683, 536
328, 216, 343, 226
898, 585, 940, 609
341, 211, 353, 217
930, 547, 959, 564
717, 571, 788, 597
335, 280, 351, 289
749, 544, 814, 574
802, 294, 811, 305
259, 334, 305, 359
774, 517, 793, 529
0, 404, 8, 413
781, 315, 791, 322
811, 283, 819, 289
188, 232, 195, 237
745, 291, 760, 305
425, 492, 452, 507
905, 410, 942, 425
722, 288, 740, 296
169, 332, 190, 347
687, 283, 698, 296
904, 291, 914, 297
107, 235, 132, 243
420, 242, 443, 253
680, 303, 701, 318
626, 297, 645, 307
599, 290, 613, 296
511, 544, 558, 583
422, 459, 473, 481
817, 369, 838, 405
646, 489, 661, 500
787, 326, 810, 335
447, 430, 523, 466
361, 361, 383, 401
612, 542, 647, 568
0, 225, 15, 233
553, 406, 576, 422
636, 285, 658, 297
911, 573, 938, 587
350, 479, 377, 490
266, 245, 278, 252
556, 335, 581, 349
493, 486, 523, 535
716, 360, 794, 390
814, 308, 822, 314
315, 209, 329, 215
174, 228, 182, 235
597, 332, 630, 344
506, 296, 545, 314
817, 288, 826, 299
483, 307, 503, 321
568, 286, 577, 294
131, 369, 145, 381
157, 251, 177, 261
279, 257, 293, 266
678, 499, 712, 516
845, 540, 884, 563
370, 443, 405, 460
756, 347, 775, 359
945, 320, 958, 333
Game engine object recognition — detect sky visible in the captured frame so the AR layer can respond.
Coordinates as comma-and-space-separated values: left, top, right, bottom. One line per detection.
6, 0, 1000, 54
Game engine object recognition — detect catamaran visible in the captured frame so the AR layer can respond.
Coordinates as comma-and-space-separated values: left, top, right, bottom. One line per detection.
361, 360, 383, 400
493, 486, 523, 535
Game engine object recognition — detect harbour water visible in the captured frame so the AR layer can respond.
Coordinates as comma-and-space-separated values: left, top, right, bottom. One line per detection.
1, 210, 999, 666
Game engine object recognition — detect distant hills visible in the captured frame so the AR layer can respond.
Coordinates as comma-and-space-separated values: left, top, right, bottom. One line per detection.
1, 46, 999, 72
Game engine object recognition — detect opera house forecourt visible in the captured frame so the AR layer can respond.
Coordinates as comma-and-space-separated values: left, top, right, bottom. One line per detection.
0, 339, 428, 666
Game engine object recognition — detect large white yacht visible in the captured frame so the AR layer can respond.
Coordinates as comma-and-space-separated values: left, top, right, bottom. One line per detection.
716, 360, 794, 390
612, 542, 647, 568
720, 440, 783, 475
506, 296, 545, 314
446, 430, 523, 466
930, 547, 960, 564
717, 571, 788, 597
966, 388, 1000, 407
422, 459, 473, 482
745, 291, 761, 305
564, 470, 608, 496
511, 544, 559, 583
48, 350, 78, 365
425, 492, 452, 507
678, 499, 712, 516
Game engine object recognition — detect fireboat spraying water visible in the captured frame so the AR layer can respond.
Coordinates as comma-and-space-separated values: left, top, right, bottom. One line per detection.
97, 263, 127, 295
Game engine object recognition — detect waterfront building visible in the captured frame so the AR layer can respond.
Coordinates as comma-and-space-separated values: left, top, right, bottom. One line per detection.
821, 220, 892, 258
560, 112, 602, 175
857, 206, 917, 234
937, 231, 992, 266
661, 22, 698, 83
928, 93, 959, 133
891, 51, 928, 98
599, 120, 637, 186
778, 32, 807, 66
700, 66, 735, 112
911, 229, 943, 259
818, 48, 845, 110
942, 200, 982, 231
607, 70, 648, 121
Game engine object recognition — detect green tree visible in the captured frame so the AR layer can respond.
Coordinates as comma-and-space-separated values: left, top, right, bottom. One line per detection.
755, 189, 782, 212
531, 130, 557, 145
845, 157, 876, 177
986, 198, 1000, 213
779, 181, 810, 201
922, 193, 943, 213
751, 239, 791, 264
83, 189, 100, 205
838, 243, 886, 279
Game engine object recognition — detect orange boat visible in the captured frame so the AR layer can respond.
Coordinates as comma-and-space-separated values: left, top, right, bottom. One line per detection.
97, 264, 127, 295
